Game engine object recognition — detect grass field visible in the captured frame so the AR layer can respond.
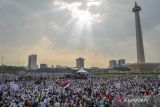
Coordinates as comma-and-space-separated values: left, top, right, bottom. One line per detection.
93, 73, 159, 78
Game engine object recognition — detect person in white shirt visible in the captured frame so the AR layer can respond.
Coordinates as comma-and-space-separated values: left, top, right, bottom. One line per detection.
40, 101, 46, 107
54, 101, 61, 107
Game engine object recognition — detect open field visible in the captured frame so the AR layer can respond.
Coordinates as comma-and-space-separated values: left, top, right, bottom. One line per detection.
93, 73, 160, 78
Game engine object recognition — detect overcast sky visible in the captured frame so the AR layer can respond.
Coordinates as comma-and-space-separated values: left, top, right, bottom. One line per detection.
0, 0, 159, 68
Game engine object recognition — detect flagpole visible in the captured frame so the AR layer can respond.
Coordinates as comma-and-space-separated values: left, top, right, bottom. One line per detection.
1, 56, 3, 73
126, 71, 128, 78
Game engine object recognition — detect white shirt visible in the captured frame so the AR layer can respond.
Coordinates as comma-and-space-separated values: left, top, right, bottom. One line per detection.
54, 102, 61, 107
40, 101, 46, 107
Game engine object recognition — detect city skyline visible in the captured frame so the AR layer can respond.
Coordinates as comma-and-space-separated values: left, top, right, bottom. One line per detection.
0, 0, 160, 67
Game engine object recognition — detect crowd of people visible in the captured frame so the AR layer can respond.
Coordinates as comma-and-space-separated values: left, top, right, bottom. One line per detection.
0, 73, 160, 107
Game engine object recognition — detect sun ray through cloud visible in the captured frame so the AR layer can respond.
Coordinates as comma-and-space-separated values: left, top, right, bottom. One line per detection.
53, 0, 103, 50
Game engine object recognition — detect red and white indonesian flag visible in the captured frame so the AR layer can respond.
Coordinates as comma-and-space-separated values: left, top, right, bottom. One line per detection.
60, 82, 70, 88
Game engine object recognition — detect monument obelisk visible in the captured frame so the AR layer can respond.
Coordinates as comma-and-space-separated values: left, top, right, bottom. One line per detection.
124, 2, 160, 71
132, 2, 145, 63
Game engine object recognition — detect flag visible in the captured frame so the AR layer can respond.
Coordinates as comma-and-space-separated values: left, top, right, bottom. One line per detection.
10, 82, 19, 91
60, 82, 70, 88
115, 82, 121, 89
115, 96, 124, 106
105, 94, 113, 104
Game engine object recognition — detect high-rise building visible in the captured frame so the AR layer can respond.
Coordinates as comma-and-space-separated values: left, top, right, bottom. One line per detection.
40, 64, 48, 69
109, 60, 117, 68
132, 2, 145, 63
118, 59, 125, 67
76, 57, 85, 70
28, 54, 38, 70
